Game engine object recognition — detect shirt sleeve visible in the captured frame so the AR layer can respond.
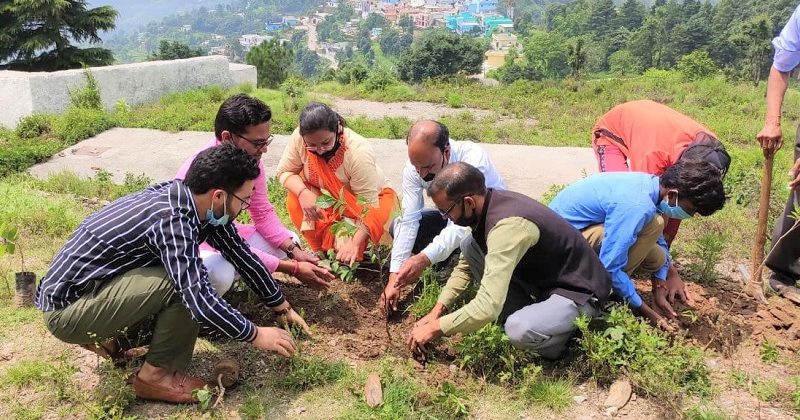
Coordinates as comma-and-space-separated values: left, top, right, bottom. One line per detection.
438, 218, 540, 336
145, 209, 256, 341
420, 223, 471, 266
205, 222, 286, 307
248, 160, 293, 251
437, 253, 474, 308
344, 135, 382, 205
276, 128, 306, 185
389, 163, 425, 272
773, 6, 800, 72
598, 203, 651, 308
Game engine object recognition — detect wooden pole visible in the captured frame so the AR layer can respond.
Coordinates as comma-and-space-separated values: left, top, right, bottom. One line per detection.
749, 150, 774, 302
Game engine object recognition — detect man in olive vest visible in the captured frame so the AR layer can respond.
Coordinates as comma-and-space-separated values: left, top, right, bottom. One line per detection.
407, 163, 611, 359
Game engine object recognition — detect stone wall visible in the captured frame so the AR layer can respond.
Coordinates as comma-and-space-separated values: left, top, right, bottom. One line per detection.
0, 56, 257, 129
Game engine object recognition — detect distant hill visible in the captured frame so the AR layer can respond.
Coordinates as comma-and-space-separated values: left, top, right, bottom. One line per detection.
88, 0, 236, 35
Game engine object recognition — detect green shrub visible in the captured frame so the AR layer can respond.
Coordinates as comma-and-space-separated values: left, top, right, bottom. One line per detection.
88, 362, 136, 419
407, 267, 441, 319
575, 305, 711, 401
685, 233, 725, 284
446, 93, 464, 108
15, 114, 55, 139
53, 107, 116, 144
455, 323, 536, 384
676, 51, 718, 81
759, 339, 779, 363
69, 68, 103, 110
0, 138, 64, 177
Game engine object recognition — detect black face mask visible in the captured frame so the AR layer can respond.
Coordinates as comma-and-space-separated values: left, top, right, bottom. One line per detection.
422, 173, 435, 182
312, 132, 341, 161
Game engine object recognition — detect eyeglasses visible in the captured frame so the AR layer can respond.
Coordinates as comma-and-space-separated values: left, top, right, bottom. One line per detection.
230, 192, 251, 210
303, 132, 336, 153
236, 133, 274, 151
438, 197, 463, 219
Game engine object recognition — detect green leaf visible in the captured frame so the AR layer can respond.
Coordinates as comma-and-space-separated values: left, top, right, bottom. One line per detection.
316, 193, 337, 209
6, 242, 15, 255
1, 225, 17, 242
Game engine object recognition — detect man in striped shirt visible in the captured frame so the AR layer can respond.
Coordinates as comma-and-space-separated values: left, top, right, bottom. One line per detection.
36, 144, 307, 404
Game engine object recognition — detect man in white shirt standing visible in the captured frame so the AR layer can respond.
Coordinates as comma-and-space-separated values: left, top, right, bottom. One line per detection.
380, 120, 506, 312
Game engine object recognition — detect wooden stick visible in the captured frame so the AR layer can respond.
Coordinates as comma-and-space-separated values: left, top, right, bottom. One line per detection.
749, 150, 775, 303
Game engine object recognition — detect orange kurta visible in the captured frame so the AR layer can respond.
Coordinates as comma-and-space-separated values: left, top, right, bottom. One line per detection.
278, 128, 397, 255
592, 100, 717, 175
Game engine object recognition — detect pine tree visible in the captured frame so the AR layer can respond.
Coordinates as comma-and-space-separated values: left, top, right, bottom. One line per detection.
0, 0, 117, 71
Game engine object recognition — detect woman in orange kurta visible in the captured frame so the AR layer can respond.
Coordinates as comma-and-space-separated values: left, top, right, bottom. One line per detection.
276, 102, 398, 265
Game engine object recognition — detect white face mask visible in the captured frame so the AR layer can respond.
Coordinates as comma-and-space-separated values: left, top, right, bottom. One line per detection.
206, 193, 230, 226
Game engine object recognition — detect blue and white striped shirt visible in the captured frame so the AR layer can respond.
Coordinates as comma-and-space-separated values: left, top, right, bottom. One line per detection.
35, 180, 284, 341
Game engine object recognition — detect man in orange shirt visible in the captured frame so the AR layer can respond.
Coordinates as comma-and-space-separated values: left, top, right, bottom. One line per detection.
592, 99, 730, 242
591, 99, 730, 318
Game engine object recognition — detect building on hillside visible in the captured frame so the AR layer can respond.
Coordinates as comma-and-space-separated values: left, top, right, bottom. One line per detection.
411, 13, 431, 28
467, 0, 498, 14
484, 32, 520, 71
282, 16, 301, 26
370, 27, 384, 38
446, 12, 480, 34
265, 22, 283, 32
325, 0, 340, 7
481, 15, 513, 35
211, 33, 225, 41
381, 0, 400, 5
208, 45, 230, 56
239, 34, 272, 51
178, 24, 192, 32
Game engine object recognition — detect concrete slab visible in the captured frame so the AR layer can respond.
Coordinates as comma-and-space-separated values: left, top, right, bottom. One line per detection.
28, 127, 598, 200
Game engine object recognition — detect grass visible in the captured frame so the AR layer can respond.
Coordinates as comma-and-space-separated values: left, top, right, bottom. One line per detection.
753, 378, 780, 402
2, 357, 77, 400
521, 376, 574, 412
683, 403, 732, 420
575, 305, 712, 404
407, 267, 441, 319
278, 354, 350, 391
760, 339, 780, 363
454, 323, 537, 384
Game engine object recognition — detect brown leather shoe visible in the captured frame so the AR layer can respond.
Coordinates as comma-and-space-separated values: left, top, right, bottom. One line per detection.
132, 371, 207, 404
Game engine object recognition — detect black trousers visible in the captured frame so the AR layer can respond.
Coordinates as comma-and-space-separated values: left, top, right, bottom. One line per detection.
765, 125, 800, 286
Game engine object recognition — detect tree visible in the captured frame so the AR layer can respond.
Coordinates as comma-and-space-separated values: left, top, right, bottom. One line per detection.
608, 49, 642, 75
733, 14, 773, 85
246, 39, 294, 88
567, 38, 587, 78
379, 29, 413, 57
397, 30, 485, 82
589, 0, 618, 40
150, 40, 204, 61
618, 0, 645, 30
0, 0, 117, 71
523, 29, 570, 79
294, 46, 326, 79
361, 13, 388, 31
398, 15, 414, 35
675, 50, 718, 80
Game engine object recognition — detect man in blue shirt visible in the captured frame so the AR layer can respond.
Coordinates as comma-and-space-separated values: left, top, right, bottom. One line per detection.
756, 5, 800, 301
549, 160, 726, 328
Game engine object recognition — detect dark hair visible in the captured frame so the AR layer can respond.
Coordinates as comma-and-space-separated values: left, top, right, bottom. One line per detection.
214, 93, 272, 140
427, 162, 487, 200
660, 159, 726, 216
298, 102, 347, 136
184, 143, 260, 194
680, 133, 731, 176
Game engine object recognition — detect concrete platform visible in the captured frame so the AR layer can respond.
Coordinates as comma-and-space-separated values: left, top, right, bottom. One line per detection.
29, 127, 598, 200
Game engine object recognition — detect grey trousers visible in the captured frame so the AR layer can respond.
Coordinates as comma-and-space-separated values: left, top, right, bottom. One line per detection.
765, 125, 800, 287
461, 236, 599, 359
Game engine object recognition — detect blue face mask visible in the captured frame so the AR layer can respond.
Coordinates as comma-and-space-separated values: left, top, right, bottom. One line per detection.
206, 193, 230, 226
657, 191, 692, 220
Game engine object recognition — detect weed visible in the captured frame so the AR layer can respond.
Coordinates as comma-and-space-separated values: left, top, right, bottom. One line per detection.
446, 93, 464, 108
407, 267, 441, 319
753, 378, 779, 402
728, 370, 751, 389
539, 184, 566, 205
69, 68, 102, 110
192, 385, 214, 411
522, 376, 574, 412
88, 362, 136, 419
683, 404, 732, 420
792, 377, 800, 410
15, 114, 55, 139
455, 323, 536, 384
575, 305, 711, 402
760, 339, 779, 363
279, 354, 349, 391
685, 233, 725, 284
681, 309, 699, 324
432, 381, 470, 418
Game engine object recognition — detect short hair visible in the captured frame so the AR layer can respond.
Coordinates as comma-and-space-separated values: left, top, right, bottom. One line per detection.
184, 143, 260, 194
660, 159, 726, 216
427, 162, 487, 200
299, 102, 347, 135
406, 120, 450, 150
214, 94, 272, 140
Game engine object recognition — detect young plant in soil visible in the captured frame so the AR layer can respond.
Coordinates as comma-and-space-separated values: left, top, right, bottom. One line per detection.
0, 223, 35, 305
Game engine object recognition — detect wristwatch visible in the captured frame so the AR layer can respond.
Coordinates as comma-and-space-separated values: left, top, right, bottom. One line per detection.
285, 241, 301, 259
